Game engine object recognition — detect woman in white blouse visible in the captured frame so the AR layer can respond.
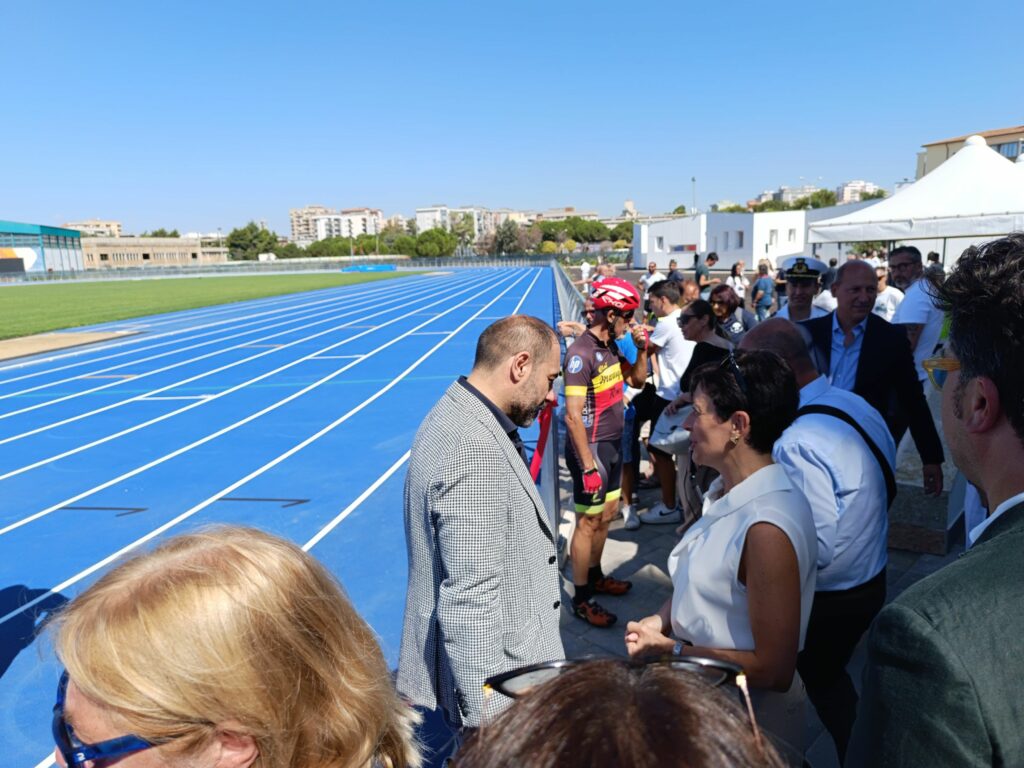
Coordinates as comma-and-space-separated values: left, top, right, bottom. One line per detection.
625, 350, 817, 763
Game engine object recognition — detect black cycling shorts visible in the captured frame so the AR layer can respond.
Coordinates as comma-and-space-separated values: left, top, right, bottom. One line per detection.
566, 440, 622, 515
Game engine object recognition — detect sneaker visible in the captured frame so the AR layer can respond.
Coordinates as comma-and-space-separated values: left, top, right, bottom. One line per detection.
639, 502, 682, 525
573, 599, 617, 628
594, 575, 632, 595
622, 504, 640, 530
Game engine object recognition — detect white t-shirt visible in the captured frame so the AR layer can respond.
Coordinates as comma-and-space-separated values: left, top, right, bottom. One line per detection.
579, 261, 592, 281
814, 290, 838, 312
639, 271, 666, 299
892, 279, 944, 382
668, 464, 818, 651
726, 274, 750, 300
872, 285, 904, 322
649, 309, 694, 400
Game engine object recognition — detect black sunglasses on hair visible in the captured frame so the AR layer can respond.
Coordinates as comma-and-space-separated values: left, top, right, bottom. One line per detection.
719, 350, 749, 399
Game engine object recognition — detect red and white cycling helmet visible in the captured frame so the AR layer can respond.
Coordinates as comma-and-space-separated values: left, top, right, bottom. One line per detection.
591, 277, 641, 313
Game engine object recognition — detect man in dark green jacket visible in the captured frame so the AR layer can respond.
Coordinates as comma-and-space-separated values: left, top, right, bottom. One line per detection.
847, 233, 1024, 767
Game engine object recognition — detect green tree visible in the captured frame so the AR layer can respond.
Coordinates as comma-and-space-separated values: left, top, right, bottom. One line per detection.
225, 222, 279, 260
144, 228, 180, 238
540, 240, 558, 254
563, 238, 578, 253
393, 235, 417, 257
406, 218, 419, 236
519, 224, 543, 253
861, 189, 887, 201
494, 220, 520, 255
718, 204, 749, 213
538, 221, 567, 243
751, 199, 791, 213
850, 240, 887, 255
450, 213, 475, 251
613, 239, 629, 250
791, 190, 838, 209
610, 221, 634, 243
415, 228, 457, 258
673, 205, 687, 215
276, 243, 306, 259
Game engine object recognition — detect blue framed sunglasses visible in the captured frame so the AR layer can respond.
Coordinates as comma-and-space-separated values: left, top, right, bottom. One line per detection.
52, 670, 156, 766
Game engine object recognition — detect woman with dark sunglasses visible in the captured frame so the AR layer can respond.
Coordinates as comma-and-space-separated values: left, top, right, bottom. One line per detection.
709, 284, 757, 346
48, 526, 420, 768
625, 351, 817, 764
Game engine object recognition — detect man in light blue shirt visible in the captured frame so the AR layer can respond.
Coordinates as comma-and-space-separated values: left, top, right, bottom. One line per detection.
742, 318, 895, 762
824, 261, 875, 390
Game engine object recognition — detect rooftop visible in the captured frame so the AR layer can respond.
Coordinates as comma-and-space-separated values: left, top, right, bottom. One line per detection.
922, 125, 1024, 147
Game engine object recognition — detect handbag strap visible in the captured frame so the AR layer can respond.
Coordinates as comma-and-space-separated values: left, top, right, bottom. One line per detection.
796, 404, 897, 508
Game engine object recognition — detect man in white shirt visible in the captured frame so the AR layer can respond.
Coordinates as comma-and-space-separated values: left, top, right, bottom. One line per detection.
636, 280, 694, 526
889, 246, 944, 382
774, 256, 830, 322
741, 318, 895, 762
872, 265, 904, 322
637, 261, 665, 311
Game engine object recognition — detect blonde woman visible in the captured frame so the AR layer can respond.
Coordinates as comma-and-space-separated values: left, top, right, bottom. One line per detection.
48, 526, 420, 768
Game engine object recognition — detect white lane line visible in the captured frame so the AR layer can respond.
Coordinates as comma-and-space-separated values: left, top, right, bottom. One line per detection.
0, 269, 531, 624
0, 276, 436, 404
0, 272, 471, 417
311, 354, 366, 360
0, 271, 520, 529
0, 273, 501, 469
303, 450, 410, 551
137, 395, 213, 402
0, 274, 438, 382
511, 268, 543, 314
31, 754, 55, 768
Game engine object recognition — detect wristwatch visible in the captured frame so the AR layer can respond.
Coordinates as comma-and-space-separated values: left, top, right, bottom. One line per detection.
583, 466, 599, 476
672, 640, 685, 657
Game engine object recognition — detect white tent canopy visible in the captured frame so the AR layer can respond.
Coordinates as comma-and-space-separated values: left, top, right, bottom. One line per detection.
808, 136, 1024, 243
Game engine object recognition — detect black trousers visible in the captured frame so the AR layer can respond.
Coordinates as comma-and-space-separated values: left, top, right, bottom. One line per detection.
796, 568, 887, 763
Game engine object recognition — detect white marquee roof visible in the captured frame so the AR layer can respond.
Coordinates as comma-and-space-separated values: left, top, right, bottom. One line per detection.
808, 136, 1024, 242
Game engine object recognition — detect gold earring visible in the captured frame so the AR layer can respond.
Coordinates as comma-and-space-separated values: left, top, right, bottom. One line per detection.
729, 431, 741, 445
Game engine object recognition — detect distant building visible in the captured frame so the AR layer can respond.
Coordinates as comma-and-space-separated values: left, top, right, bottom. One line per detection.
385, 214, 408, 231
80, 237, 228, 269
312, 208, 383, 240
754, 185, 823, 205
835, 180, 881, 204
415, 205, 451, 233
528, 206, 600, 222
916, 125, 1024, 178
415, 205, 496, 241
0, 220, 83, 273
290, 204, 334, 243
62, 219, 122, 238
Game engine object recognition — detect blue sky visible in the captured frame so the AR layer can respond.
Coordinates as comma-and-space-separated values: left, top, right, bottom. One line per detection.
2, 0, 1022, 235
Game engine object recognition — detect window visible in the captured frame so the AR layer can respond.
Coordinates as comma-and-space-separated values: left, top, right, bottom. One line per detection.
192, 253, 198, 259
995, 141, 1020, 159
788, 228, 796, 242
142, 253, 151, 260
769, 229, 778, 246
736, 231, 744, 248
99, 253, 109, 261
723, 232, 730, 250
656, 236, 665, 250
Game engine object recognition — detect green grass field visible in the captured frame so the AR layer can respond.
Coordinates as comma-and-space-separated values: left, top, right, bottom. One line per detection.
0, 272, 421, 340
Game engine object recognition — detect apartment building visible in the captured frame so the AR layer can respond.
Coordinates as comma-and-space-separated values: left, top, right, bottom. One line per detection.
290, 205, 334, 243
916, 125, 1024, 178
312, 208, 383, 240
835, 180, 881, 204
62, 219, 123, 238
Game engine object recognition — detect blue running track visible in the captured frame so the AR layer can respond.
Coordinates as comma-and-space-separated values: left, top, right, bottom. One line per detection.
0, 266, 559, 765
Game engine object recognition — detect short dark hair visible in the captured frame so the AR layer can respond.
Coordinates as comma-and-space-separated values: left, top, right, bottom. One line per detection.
929, 234, 1024, 445
709, 284, 740, 314
473, 315, 557, 372
829, 258, 838, 267
706, 251, 719, 263
890, 245, 922, 263
649, 280, 680, 304
456, 660, 783, 768
689, 350, 798, 454
927, 251, 940, 263
757, 263, 769, 275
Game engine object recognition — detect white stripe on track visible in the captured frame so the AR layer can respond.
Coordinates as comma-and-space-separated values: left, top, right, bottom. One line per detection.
0, 270, 526, 536
511, 268, 543, 314
303, 450, 411, 551
0, 275, 440, 404
0, 272, 504, 471
0, 273, 437, 382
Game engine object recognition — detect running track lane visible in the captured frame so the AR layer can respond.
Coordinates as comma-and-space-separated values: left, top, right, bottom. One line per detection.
0, 266, 556, 766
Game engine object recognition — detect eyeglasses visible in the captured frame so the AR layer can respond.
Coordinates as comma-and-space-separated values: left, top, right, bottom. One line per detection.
53, 671, 156, 766
719, 350, 750, 399
484, 656, 764, 752
922, 354, 961, 391
709, 299, 726, 307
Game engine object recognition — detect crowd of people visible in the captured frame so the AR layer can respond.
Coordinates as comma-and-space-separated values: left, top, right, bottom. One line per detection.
42, 235, 1024, 768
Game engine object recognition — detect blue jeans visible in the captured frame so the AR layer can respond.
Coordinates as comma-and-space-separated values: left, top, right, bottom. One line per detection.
756, 305, 771, 322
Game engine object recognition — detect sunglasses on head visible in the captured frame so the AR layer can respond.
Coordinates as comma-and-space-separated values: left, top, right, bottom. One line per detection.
484, 656, 764, 752
719, 350, 750, 399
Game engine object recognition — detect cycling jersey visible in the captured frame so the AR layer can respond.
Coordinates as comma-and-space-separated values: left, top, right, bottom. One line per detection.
563, 331, 628, 443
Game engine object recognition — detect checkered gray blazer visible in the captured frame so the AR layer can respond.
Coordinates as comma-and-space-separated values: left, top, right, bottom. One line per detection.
397, 381, 565, 727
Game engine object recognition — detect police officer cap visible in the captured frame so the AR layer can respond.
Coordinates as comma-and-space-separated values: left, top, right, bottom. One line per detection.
782, 256, 827, 280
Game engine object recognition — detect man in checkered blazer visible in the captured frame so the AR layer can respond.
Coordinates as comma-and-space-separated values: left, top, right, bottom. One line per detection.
397, 315, 566, 733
